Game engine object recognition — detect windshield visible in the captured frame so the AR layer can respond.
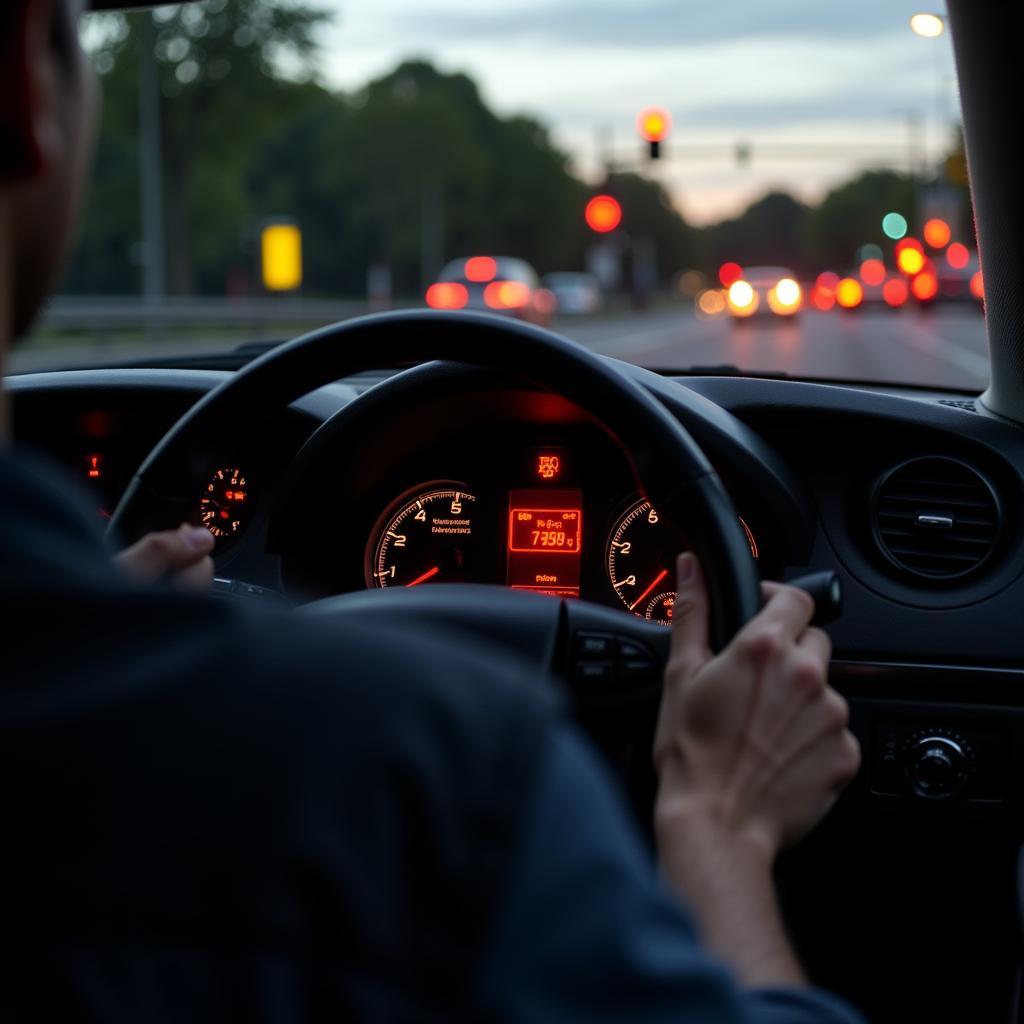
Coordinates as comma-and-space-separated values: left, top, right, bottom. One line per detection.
15, 0, 983, 391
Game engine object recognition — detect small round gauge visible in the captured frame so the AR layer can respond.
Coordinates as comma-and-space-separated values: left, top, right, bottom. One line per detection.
369, 484, 481, 589
200, 466, 250, 539
607, 498, 759, 624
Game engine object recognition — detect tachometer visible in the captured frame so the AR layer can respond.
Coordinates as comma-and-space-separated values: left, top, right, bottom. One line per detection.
607, 498, 758, 624
369, 483, 480, 589
200, 466, 250, 539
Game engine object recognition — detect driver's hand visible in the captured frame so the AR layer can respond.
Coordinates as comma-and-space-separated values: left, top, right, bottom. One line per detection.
653, 553, 860, 864
114, 524, 215, 590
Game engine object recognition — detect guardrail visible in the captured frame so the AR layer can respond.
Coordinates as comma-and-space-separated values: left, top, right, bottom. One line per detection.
38, 296, 382, 334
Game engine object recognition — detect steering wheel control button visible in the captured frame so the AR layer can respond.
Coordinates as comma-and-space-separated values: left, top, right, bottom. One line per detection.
574, 660, 615, 688
905, 734, 971, 800
576, 632, 615, 659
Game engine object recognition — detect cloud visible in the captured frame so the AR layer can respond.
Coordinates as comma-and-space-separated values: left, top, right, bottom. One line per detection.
385, 0, 925, 50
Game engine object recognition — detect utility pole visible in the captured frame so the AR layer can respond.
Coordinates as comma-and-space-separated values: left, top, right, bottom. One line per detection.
138, 13, 166, 302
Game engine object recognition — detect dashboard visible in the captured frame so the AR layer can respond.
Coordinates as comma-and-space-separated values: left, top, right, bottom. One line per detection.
10, 362, 1024, 661
11, 358, 1024, 1024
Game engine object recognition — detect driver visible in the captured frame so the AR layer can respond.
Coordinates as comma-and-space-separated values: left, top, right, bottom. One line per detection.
0, 1, 863, 1021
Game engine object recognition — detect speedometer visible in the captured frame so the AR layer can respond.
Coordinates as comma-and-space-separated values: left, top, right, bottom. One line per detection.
607, 498, 758, 624
368, 483, 481, 589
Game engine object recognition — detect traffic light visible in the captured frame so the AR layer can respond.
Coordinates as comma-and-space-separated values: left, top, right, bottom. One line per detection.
585, 194, 622, 233
637, 107, 671, 159
261, 222, 302, 292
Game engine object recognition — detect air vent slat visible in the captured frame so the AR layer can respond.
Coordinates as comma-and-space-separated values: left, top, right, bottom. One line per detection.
871, 457, 1000, 582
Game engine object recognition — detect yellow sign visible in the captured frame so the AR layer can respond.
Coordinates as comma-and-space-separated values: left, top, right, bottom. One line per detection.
945, 152, 968, 187
261, 223, 302, 292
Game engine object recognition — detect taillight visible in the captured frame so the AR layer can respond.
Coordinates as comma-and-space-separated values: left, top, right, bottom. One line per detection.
425, 282, 469, 309
484, 280, 531, 309
882, 278, 908, 307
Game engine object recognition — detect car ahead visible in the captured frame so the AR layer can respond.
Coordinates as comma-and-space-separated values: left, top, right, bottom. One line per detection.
725, 265, 802, 319
424, 255, 555, 326
542, 271, 603, 315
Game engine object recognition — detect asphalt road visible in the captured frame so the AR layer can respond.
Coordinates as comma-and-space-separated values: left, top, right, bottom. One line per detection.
558, 304, 989, 392
10, 303, 989, 392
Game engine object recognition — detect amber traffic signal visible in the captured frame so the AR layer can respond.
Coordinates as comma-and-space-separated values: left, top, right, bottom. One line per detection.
637, 107, 671, 159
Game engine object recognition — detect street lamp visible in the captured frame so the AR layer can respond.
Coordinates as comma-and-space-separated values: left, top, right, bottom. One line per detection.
909, 13, 945, 38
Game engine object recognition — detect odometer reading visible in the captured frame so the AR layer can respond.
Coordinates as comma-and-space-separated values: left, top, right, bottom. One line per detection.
607, 499, 758, 624
370, 484, 479, 589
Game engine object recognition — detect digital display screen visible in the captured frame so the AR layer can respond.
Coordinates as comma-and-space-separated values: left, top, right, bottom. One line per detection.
509, 508, 581, 552
506, 488, 583, 597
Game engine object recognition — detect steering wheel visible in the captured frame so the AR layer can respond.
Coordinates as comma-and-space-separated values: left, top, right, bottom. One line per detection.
109, 310, 762, 661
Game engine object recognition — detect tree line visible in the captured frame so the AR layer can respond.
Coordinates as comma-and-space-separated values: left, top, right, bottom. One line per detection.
64, 0, 970, 298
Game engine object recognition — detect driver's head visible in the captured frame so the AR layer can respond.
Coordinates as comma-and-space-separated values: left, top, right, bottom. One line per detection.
0, 0, 95, 343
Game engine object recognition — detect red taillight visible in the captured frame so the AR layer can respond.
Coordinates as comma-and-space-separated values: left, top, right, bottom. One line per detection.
946, 243, 970, 270
859, 259, 886, 286
811, 287, 835, 311
882, 278, 908, 307
484, 280, 531, 309
911, 272, 938, 301
533, 288, 557, 315
464, 256, 497, 282
719, 262, 743, 287
425, 282, 469, 309
970, 270, 984, 300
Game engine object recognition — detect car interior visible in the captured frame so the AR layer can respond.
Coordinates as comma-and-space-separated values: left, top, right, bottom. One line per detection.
9, 1, 1024, 1020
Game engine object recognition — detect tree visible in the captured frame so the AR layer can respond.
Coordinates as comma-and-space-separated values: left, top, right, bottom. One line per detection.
65, 0, 333, 295
697, 192, 810, 276
602, 172, 696, 286
806, 170, 916, 270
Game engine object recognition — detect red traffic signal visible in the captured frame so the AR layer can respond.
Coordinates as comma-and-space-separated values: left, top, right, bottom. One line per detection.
585, 194, 622, 233
637, 107, 671, 160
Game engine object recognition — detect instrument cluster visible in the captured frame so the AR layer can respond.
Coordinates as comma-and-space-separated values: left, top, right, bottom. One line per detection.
363, 446, 767, 625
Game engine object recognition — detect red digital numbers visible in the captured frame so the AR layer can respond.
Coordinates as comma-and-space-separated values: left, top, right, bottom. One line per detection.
509, 508, 581, 553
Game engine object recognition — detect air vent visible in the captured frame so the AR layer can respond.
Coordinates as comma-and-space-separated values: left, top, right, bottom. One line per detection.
872, 457, 1000, 581
937, 398, 977, 413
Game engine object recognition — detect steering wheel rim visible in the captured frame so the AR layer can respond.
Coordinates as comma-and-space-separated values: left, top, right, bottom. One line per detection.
108, 309, 761, 650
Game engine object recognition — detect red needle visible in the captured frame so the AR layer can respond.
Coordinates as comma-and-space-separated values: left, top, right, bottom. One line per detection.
629, 568, 669, 611
405, 566, 441, 588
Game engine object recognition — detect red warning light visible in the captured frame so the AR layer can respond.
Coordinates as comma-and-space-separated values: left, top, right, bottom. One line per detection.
84, 453, 104, 479
719, 262, 743, 287
537, 454, 561, 480
464, 256, 497, 282
585, 195, 622, 233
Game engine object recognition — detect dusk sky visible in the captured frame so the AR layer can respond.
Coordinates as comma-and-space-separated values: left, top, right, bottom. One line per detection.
323, 1, 961, 224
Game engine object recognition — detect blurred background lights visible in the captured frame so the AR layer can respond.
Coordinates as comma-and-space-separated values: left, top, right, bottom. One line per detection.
882, 212, 909, 240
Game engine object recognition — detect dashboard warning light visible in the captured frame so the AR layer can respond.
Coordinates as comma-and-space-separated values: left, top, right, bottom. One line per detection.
85, 453, 104, 479
537, 454, 561, 480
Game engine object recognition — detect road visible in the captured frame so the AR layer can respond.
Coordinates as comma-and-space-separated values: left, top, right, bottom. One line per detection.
558, 305, 989, 391
11, 303, 989, 391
